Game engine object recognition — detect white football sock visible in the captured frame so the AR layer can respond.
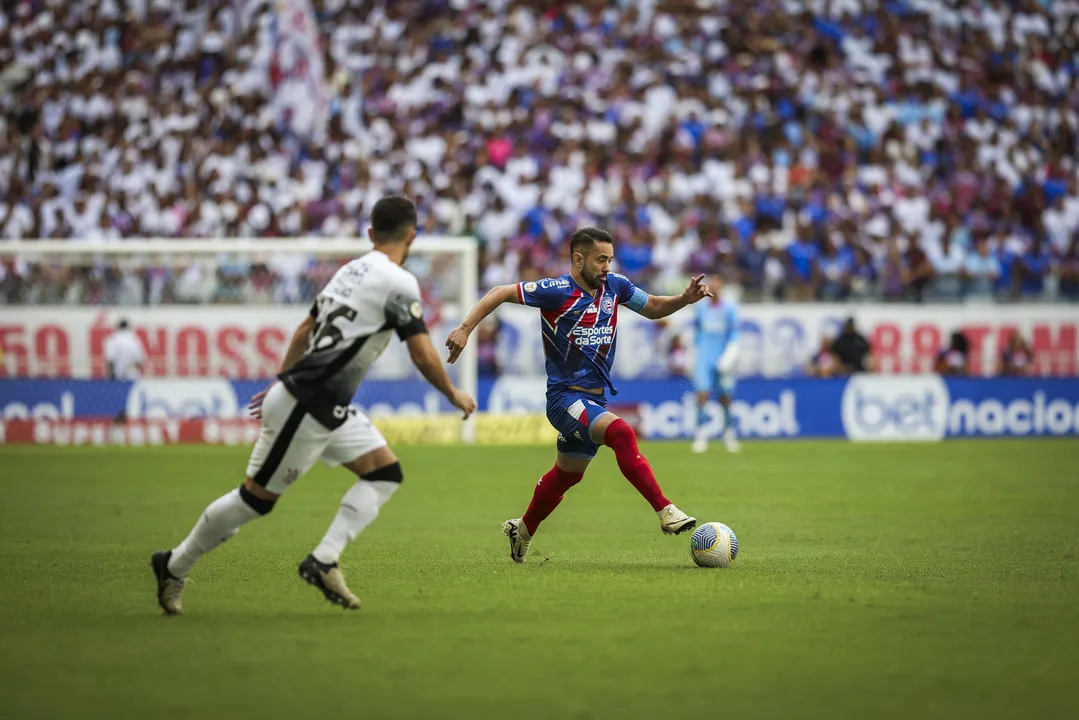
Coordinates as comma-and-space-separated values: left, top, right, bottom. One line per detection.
312, 480, 399, 565
724, 425, 740, 452
721, 405, 738, 438
168, 489, 261, 577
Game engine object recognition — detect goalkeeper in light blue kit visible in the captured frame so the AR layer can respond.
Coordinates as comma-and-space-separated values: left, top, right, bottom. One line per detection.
691, 275, 741, 454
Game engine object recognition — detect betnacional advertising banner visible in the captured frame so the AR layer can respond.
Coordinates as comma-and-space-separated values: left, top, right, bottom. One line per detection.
2, 376, 1077, 445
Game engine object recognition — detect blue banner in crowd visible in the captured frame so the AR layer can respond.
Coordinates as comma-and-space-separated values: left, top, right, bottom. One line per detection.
1, 376, 1077, 441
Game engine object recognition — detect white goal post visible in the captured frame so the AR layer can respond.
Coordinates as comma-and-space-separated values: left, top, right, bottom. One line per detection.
0, 236, 480, 444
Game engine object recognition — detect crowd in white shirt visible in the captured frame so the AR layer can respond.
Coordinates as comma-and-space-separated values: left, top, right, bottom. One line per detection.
2, 0, 1079, 305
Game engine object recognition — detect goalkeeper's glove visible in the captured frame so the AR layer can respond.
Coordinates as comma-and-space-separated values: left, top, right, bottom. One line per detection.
716, 342, 740, 375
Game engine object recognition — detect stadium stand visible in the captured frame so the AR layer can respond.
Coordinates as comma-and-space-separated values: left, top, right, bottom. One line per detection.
2, 0, 1078, 304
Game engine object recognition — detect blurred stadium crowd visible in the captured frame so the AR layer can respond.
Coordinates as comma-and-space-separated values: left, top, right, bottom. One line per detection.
2, 0, 1079, 306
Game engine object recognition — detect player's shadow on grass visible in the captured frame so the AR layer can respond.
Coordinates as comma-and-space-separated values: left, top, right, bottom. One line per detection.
536, 559, 706, 573
130, 609, 363, 625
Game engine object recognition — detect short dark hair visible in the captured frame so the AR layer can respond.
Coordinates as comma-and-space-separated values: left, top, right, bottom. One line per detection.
117, 319, 129, 330
569, 226, 613, 257
371, 196, 418, 244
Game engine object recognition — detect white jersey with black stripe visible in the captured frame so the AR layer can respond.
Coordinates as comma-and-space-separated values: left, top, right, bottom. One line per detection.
279, 250, 427, 428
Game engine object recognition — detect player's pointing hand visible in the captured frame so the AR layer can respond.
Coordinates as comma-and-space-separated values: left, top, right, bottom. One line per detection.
446, 326, 469, 364
683, 274, 714, 304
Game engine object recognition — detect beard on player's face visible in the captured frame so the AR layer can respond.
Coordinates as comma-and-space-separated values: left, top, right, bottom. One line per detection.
581, 265, 603, 289
578, 244, 612, 290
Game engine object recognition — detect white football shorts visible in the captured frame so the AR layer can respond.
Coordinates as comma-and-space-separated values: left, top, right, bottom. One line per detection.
245, 383, 386, 494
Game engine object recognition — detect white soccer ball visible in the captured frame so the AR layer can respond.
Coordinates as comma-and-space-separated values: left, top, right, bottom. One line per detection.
689, 522, 739, 568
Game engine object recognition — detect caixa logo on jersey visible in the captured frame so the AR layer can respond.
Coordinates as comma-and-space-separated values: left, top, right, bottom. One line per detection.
841, 376, 950, 442
126, 380, 241, 420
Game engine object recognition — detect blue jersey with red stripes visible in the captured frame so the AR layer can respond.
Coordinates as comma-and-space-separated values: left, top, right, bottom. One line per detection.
515, 273, 649, 395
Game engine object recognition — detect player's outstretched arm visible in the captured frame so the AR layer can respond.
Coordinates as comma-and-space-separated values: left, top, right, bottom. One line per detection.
406, 333, 476, 419
638, 274, 713, 320
445, 284, 519, 364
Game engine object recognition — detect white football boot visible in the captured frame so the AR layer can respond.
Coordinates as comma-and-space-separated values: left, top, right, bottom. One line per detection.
658, 504, 697, 535
502, 518, 532, 563
299, 555, 361, 610
691, 430, 708, 454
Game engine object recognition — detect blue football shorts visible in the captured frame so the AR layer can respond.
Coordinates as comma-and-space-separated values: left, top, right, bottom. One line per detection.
693, 356, 737, 397
546, 388, 610, 460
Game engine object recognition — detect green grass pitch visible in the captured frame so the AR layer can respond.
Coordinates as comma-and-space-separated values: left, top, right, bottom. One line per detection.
1, 440, 1077, 719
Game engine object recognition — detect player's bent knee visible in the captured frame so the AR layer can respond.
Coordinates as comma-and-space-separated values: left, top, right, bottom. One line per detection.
555, 453, 591, 474
343, 445, 398, 478
239, 483, 277, 515
361, 461, 404, 484
588, 412, 619, 444
602, 417, 638, 448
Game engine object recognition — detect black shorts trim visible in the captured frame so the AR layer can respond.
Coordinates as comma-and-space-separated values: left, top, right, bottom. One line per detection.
251, 404, 307, 487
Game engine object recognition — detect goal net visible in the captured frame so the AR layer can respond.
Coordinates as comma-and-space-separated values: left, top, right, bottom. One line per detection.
0, 237, 483, 445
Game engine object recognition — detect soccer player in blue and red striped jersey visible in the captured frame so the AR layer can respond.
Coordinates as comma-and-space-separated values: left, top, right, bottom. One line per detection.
446, 227, 712, 562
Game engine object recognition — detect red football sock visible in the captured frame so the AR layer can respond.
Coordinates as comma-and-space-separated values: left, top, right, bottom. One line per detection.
604, 419, 670, 512
522, 465, 584, 536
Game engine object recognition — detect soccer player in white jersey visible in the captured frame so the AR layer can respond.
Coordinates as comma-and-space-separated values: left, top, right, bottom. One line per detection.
150, 196, 476, 614
691, 275, 741, 454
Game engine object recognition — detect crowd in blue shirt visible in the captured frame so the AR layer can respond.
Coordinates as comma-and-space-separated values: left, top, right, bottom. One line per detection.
2, 0, 1079, 306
